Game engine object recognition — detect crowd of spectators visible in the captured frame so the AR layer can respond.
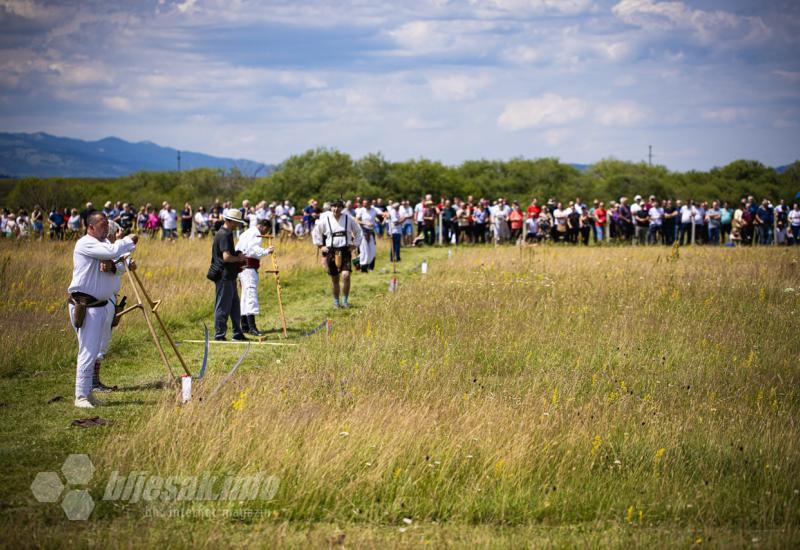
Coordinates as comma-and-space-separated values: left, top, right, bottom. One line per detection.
2, 193, 798, 246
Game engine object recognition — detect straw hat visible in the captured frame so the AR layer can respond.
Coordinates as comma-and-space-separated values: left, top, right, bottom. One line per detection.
223, 208, 245, 224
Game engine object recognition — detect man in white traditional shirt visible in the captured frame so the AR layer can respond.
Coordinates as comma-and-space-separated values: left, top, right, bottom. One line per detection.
355, 198, 380, 272
312, 199, 363, 308
94, 219, 131, 393
67, 212, 138, 408
235, 218, 274, 336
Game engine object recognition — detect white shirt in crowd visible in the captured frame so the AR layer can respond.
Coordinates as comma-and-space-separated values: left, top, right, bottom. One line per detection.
355, 206, 380, 229
312, 211, 363, 249
68, 234, 137, 301
194, 211, 208, 230
387, 206, 403, 234
159, 208, 177, 230
788, 209, 800, 226
414, 202, 425, 223
680, 205, 695, 224
649, 207, 663, 226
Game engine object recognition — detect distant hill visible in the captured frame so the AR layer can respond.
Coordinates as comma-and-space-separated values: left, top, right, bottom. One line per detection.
0, 132, 271, 178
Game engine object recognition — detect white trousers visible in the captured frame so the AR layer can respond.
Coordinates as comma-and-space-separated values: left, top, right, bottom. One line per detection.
359, 233, 376, 267
239, 268, 261, 315
98, 298, 116, 360
69, 303, 108, 398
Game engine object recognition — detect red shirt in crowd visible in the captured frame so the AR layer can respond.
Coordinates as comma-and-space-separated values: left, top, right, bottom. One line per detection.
509, 210, 524, 230
594, 207, 607, 227
527, 204, 541, 219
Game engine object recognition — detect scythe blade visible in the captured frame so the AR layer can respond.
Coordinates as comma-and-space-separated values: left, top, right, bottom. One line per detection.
196, 322, 210, 380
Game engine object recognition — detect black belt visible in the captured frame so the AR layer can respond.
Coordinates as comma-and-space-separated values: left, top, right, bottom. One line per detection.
69, 292, 108, 308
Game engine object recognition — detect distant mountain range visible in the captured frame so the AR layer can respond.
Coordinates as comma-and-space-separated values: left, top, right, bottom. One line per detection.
0, 132, 270, 178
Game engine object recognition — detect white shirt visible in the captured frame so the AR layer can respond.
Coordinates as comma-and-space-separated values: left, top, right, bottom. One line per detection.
788, 209, 800, 226
68, 235, 137, 300
235, 226, 272, 259
194, 211, 208, 229
680, 205, 695, 224
312, 211, 363, 249
414, 202, 425, 223
387, 207, 403, 234
631, 203, 641, 216
246, 211, 258, 228
649, 207, 663, 226
159, 209, 177, 230
356, 206, 380, 230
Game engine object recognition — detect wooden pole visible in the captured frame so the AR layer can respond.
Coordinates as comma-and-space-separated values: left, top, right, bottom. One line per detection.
125, 268, 177, 385
267, 237, 288, 338
130, 268, 192, 377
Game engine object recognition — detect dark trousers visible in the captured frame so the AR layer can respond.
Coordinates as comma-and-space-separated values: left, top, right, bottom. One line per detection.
474, 223, 486, 243
214, 278, 243, 339
679, 223, 693, 245
423, 226, 435, 245
391, 233, 402, 261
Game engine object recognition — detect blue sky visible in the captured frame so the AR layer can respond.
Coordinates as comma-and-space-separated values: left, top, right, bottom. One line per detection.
0, 0, 798, 170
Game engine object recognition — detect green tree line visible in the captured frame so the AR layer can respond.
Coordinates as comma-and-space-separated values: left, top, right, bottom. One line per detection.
1, 149, 798, 210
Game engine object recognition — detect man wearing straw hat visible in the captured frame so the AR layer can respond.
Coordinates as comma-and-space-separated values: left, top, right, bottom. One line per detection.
209, 208, 248, 341
312, 199, 362, 308
236, 217, 274, 336
68, 212, 138, 408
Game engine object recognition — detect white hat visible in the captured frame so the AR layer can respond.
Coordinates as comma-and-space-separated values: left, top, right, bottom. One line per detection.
223, 208, 245, 224
634, 195, 642, 202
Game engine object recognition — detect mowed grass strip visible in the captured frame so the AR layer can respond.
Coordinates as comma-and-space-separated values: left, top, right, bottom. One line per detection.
1, 240, 799, 546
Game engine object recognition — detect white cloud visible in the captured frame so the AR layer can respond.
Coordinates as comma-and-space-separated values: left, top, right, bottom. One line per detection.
0, 0, 57, 19
612, 0, 769, 43
102, 96, 132, 112
498, 93, 586, 130
386, 19, 497, 57
594, 102, 646, 126
428, 74, 486, 100
701, 108, 748, 123
500, 45, 541, 64
466, 0, 592, 17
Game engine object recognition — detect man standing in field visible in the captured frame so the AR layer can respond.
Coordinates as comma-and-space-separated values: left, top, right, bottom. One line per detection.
236, 218, 274, 337
312, 199, 362, 308
209, 209, 248, 341
67, 212, 138, 408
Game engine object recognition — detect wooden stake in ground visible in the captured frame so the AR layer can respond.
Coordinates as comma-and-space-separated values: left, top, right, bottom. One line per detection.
266, 237, 288, 338
124, 266, 178, 386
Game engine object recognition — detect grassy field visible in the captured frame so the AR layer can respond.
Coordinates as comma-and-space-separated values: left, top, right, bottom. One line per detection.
0, 237, 798, 548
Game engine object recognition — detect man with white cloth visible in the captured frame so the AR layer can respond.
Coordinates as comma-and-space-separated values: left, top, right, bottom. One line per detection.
312, 199, 362, 308
67, 212, 138, 408
355, 198, 380, 273
236, 218, 274, 336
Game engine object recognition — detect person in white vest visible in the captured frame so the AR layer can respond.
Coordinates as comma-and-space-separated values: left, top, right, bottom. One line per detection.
355, 198, 380, 272
67, 212, 138, 408
236, 218, 274, 336
312, 199, 362, 308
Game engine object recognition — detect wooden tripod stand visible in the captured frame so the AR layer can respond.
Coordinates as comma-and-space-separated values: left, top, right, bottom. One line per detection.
116, 260, 192, 385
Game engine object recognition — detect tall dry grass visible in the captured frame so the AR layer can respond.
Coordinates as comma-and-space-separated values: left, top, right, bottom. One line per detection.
97, 245, 800, 534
